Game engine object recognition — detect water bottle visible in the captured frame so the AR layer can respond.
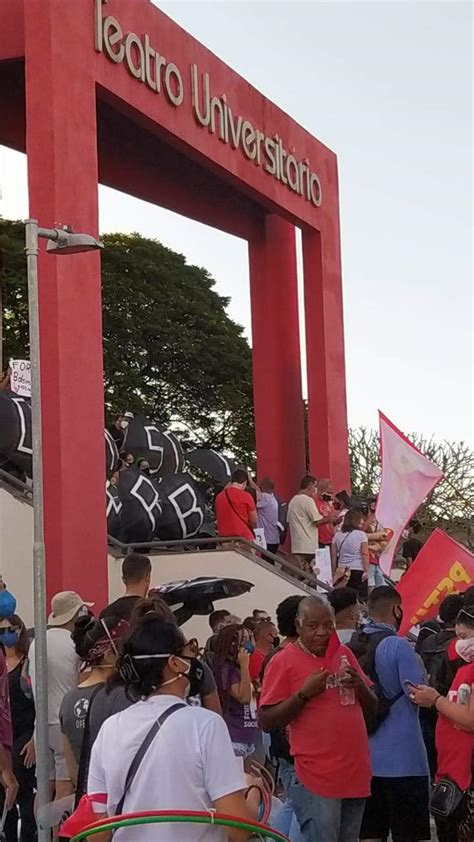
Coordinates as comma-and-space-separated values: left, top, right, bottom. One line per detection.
457, 684, 471, 706
339, 654, 355, 705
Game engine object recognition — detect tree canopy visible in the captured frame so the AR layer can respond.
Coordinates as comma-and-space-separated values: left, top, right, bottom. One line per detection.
0, 221, 255, 461
349, 426, 473, 549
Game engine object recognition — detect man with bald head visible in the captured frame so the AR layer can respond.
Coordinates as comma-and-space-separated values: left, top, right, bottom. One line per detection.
259, 596, 376, 842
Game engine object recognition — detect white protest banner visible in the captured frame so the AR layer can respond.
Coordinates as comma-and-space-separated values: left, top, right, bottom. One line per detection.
314, 547, 332, 590
253, 527, 267, 550
9, 359, 31, 397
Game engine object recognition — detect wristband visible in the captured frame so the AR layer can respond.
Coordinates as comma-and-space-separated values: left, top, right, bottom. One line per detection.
297, 690, 311, 704
433, 693, 441, 710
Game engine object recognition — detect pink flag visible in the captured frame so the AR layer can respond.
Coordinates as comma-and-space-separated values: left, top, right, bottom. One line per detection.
376, 412, 443, 575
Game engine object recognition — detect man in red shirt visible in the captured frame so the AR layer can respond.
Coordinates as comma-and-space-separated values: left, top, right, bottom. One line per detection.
215, 468, 257, 541
249, 620, 279, 693
259, 595, 376, 842
314, 478, 338, 548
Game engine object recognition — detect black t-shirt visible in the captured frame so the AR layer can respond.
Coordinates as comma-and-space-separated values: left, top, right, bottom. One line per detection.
402, 537, 422, 561
100, 595, 141, 622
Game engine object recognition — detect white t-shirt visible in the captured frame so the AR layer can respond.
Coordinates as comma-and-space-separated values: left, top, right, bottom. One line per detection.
88, 694, 245, 842
332, 530, 368, 571
30, 628, 80, 724
287, 493, 322, 554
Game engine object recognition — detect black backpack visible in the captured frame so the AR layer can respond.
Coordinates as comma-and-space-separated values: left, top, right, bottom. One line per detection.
418, 631, 455, 695
348, 628, 404, 734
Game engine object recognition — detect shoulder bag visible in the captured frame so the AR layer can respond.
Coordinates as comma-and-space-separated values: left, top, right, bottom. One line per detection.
115, 702, 186, 815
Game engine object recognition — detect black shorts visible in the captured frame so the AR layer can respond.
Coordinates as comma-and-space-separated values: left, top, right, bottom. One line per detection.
360, 775, 431, 842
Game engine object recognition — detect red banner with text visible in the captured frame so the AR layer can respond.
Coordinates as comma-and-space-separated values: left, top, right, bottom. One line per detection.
397, 529, 474, 636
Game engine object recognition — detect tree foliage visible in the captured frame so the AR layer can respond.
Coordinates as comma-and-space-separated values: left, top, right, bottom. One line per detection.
349, 426, 474, 549
0, 220, 255, 461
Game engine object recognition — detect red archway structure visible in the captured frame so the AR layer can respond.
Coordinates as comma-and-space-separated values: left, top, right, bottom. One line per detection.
0, 0, 350, 606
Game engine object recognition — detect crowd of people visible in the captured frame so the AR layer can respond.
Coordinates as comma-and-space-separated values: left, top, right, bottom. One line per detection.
214, 470, 412, 596
0, 552, 472, 841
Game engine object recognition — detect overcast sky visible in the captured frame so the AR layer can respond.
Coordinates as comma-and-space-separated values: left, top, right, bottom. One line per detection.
1, 1, 472, 443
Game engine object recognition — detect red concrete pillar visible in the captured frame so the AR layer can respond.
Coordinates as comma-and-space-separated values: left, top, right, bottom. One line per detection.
249, 215, 306, 502
302, 226, 351, 491
24, 0, 108, 607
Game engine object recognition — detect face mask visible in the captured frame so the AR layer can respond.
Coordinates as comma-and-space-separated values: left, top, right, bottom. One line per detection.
272, 636, 280, 648
161, 656, 204, 698
120, 420, 129, 430
322, 494, 333, 502
243, 640, 255, 654
455, 638, 474, 663
0, 630, 20, 648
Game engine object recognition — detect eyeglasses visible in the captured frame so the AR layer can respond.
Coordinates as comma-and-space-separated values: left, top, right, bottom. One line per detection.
132, 638, 200, 661
180, 638, 199, 656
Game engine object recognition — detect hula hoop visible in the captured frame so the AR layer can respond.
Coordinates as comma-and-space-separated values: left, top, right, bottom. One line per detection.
70, 809, 290, 841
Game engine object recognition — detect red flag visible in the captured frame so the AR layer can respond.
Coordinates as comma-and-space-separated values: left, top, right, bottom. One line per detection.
396, 529, 474, 636
376, 412, 443, 574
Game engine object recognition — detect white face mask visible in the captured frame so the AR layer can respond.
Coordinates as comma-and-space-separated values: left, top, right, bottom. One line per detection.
120, 420, 129, 430
160, 656, 191, 696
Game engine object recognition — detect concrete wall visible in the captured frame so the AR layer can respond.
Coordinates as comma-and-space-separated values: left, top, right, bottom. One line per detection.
0, 485, 34, 626
1, 483, 310, 637
108, 550, 311, 641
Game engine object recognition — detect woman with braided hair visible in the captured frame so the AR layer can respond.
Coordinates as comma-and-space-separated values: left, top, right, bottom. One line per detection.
212, 624, 260, 760
59, 615, 129, 788
86, 611, 253, 841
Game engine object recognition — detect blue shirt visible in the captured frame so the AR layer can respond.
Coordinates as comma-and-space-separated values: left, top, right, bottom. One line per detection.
369, 635, 429, 777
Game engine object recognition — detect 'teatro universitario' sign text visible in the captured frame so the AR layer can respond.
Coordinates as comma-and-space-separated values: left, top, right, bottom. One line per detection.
95, 1, 322, 208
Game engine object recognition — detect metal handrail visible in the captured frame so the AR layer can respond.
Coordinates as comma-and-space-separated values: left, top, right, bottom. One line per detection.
107, 533, 330, 592
0, 467, 329, 591
0, 468, 33, 498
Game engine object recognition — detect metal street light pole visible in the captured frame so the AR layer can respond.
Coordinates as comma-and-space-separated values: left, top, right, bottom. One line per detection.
24, 220, 102, 842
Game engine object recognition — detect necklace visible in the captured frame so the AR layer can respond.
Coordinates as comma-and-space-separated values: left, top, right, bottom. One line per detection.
297, 640, 318, 658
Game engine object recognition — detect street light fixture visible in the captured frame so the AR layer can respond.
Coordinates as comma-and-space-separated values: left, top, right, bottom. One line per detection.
25, 220, 103, 842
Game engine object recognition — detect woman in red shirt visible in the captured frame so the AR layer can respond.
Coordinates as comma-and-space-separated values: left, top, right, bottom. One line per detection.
410, 628, 474, 842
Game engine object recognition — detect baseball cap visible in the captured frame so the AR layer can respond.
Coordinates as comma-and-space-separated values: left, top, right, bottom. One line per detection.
48, 591, 94, 627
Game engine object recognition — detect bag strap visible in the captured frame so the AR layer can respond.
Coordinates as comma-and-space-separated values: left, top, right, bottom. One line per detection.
336, 532, 350, 562
115, 702, 185, 816
225, 489, 251, 530
75, 684, 103, 808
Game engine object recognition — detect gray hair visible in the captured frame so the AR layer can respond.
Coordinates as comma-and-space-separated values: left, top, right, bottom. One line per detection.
296, 595, 334, 623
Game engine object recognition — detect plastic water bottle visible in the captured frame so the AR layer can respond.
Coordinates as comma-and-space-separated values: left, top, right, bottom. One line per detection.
457, 684, 471, 706
339, 655, 355, 705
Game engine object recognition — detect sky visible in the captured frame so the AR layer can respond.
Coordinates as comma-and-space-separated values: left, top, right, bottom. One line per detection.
0, 1, 472, 443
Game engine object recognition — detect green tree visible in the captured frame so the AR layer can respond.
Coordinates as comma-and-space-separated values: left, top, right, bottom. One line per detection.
0, 221, 255, 461
349, 426, 474, 549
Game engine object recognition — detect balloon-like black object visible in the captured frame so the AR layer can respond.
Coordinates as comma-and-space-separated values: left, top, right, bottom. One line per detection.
150, 576, 253, 625
0, 393, 32, 476
104, 429, 120, 479
186, 448, 235, 486
122, 414, 184, 477
117, 466, 162, 544
155, 472, 206, 540
106, 482, 122, 538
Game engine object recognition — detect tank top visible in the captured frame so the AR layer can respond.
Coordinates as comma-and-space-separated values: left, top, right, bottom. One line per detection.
9, 660, 35, 740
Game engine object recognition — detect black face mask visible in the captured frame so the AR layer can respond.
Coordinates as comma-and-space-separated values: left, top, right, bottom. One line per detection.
273, 636, 281, 648
322, 494, 333, 502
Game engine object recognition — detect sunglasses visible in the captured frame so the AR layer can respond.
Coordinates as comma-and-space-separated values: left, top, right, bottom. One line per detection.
0, 627, 16, 635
